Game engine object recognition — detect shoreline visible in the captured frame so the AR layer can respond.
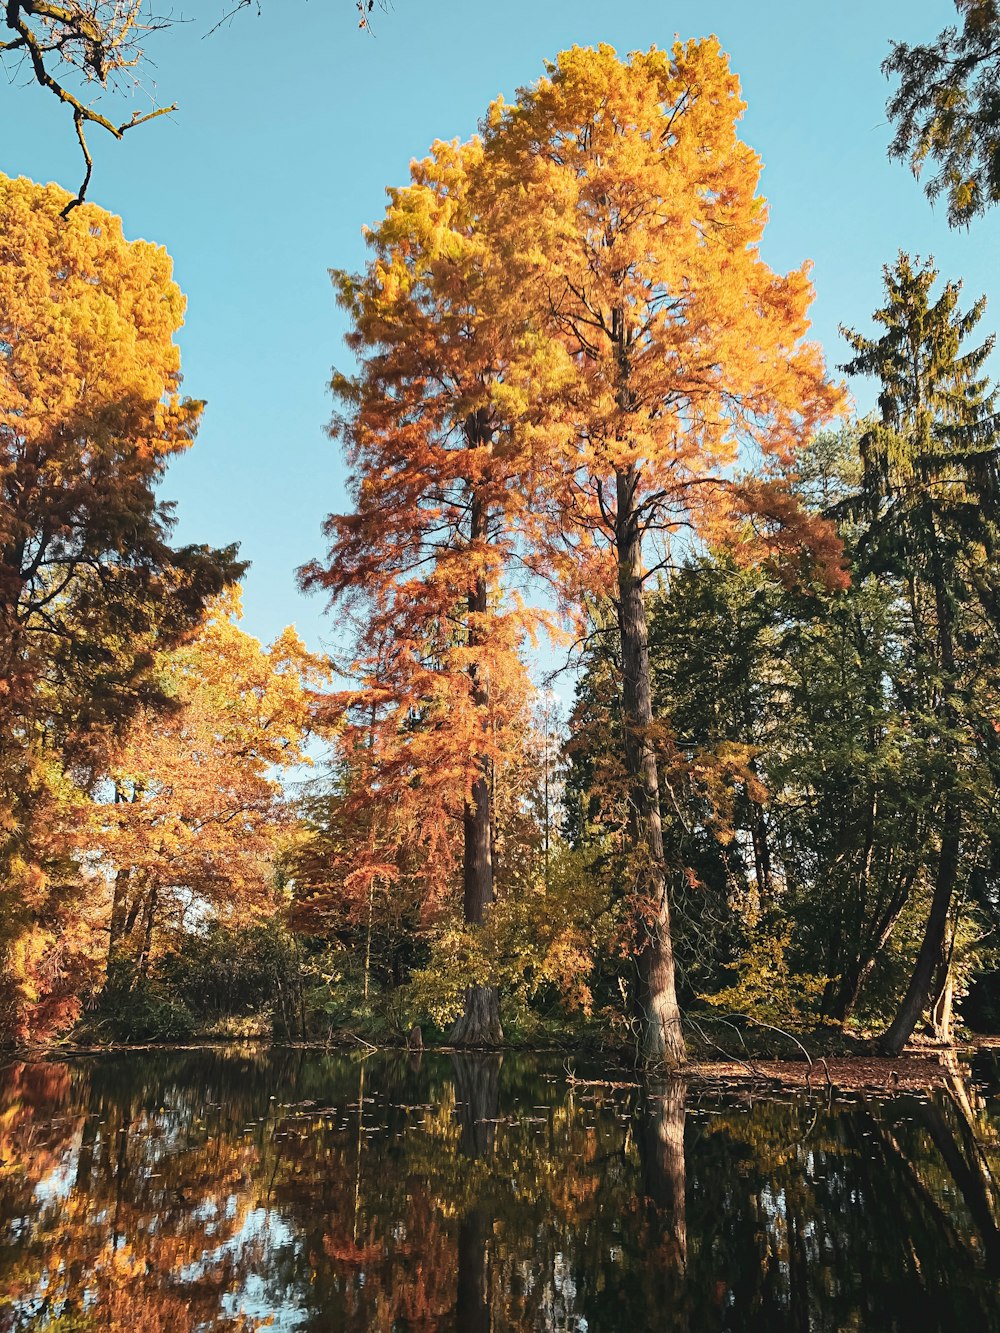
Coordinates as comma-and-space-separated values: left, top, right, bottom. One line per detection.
3, 1036, 994, 1095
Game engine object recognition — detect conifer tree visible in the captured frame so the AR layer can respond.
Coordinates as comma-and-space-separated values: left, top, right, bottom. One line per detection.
840, 253, 1000, 1053
885, 0, 1000, 226
302, 140, 566, 1045
482, 42, 842, 1065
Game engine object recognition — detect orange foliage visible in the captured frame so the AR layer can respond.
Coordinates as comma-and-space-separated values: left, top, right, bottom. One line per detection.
0, 174, 237, 1043
98, 590, 327, 973
481, 40, 845, 579
302, 138, 567, 919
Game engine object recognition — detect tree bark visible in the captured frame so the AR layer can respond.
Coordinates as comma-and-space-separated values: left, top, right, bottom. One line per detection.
106, 867, 131, 975
929, 964, 954, 1044
616, 463, 685, 1068
449, 464, 503, 1048
136, 885, 158, 983
882, 800, 961, 1054
883, 545, 963, 1056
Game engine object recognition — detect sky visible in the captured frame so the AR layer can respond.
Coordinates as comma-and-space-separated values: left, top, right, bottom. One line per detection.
1, 0, 996, 664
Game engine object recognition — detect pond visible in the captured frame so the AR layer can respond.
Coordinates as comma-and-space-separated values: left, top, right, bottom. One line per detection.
0, 1046, 998, 1331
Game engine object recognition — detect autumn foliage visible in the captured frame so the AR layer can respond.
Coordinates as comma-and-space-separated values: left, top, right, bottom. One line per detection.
3, 37, 991, 1064
302, 41, 842, 1059
0, 176, 260, 1040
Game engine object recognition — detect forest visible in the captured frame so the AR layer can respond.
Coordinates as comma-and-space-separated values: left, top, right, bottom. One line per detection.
1, 3, 1000, 1077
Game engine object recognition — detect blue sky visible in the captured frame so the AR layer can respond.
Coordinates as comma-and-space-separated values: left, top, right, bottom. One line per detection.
1, 0, 995, 662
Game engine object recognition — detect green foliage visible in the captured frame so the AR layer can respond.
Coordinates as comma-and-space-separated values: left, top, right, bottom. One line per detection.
408, 844, 616, 1030
299, 943, 416, 1043
157, 922, 302, 1020
85, 921, 305, 1043
700, 923, 830, 1029
564, 377, 1000, 1041
885, 1, 1000, 226
90, 976, 198, 1044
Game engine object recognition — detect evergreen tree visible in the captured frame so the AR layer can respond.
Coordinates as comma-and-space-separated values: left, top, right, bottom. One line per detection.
885, 0, 1000, 226
839, 253, 1000, 1053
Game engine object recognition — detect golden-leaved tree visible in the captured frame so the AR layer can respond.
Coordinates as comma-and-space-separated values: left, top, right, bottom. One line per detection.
99, 590, 327, 986
0, 174, 240, 1040
479, 42, 844, 1065
302, 138, 572, 1045
310, 43, 843, 1061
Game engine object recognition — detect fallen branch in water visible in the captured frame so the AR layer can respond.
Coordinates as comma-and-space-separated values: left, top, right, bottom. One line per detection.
563, 1060, 641, 1089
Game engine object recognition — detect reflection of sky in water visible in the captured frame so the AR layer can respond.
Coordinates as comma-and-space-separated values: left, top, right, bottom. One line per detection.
190, 1207, 309, 1330
220, 1270, 309, 1332
33, 1128, 84, 1205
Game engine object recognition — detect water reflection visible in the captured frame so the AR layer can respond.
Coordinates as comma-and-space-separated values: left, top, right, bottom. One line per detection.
0, 1047, 997, 1330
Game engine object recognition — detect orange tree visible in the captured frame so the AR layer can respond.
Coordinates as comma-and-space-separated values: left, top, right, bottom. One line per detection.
301, 138, 570, 1045
481, 42, 843, 1065
98, 590, 326, 988
0, 174, 239, 1040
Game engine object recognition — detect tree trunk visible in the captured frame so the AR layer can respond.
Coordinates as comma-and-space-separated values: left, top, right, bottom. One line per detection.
616, 464, 685, 1068
884, 531, 965, 1054
882, 800, 961, 1054
136, 885, 158, 983
929, 965, 954, 1044
749, 798, 772, 905
830, 877, 915, 1023
106, 867, 131, 977
449, 471, 503, 1048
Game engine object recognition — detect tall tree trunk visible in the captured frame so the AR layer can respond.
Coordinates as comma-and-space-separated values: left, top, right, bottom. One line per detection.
450, 473, 503, 1047
136, 885, 158, 984
106, 867, 131, 978
884, 557, 961, 1056
616, 464, 685, 1068
927, 923, 958, 1044
929, 964, 955, 1044
748, 776, 773, 905
882, 800, 961, 1054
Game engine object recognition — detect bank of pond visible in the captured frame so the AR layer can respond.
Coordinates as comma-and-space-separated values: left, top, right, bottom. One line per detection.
0, 1046, 998, 1331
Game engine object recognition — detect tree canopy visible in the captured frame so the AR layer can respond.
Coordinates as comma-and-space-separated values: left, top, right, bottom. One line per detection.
885, 0, 1000, 225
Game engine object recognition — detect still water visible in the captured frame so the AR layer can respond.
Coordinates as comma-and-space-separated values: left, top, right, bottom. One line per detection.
0, 1046, 997, 1331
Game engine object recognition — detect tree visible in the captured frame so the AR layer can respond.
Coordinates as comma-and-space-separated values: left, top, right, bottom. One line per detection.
302, 138, 567, 1045
99, 590, 325, 986
885, 0, 1000, 226
0, 173, 240, 1040
481, 42, 843, 1065
0, 1, 394, 211
840, 253, 1000, 1053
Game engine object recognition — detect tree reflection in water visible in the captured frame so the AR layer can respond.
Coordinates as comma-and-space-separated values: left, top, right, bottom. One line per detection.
640, 1076, 688, 1328
453, 1055, 502, 1333
0, 1047, 997, 1331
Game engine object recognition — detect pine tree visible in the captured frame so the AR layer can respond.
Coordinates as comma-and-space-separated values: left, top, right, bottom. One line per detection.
840, 252, 1000, 1053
